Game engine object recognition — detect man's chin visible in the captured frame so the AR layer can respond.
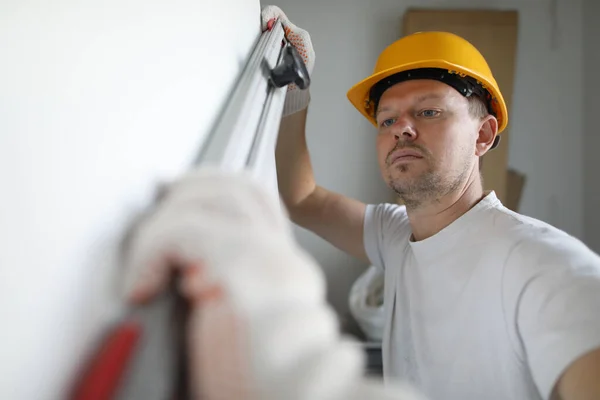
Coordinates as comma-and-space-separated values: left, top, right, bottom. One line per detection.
386, 171, 435, 195
388, 171, 422, 186
386, 179, 415, 195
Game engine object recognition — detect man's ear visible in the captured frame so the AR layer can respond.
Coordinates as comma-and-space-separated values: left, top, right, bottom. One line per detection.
475, 115, 499, 156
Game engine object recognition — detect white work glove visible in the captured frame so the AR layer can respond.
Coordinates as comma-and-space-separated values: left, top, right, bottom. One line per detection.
261, 5, 315, 116
123, 168, 427, 400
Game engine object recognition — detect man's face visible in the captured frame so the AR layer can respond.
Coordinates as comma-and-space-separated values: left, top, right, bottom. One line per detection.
374, 79, 482, 208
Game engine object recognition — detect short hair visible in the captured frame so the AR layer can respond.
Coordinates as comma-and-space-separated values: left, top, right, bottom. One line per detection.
468, 95, 489, 120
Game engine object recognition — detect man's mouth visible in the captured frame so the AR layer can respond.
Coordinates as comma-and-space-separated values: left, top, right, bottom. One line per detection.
388, 148, 423, 165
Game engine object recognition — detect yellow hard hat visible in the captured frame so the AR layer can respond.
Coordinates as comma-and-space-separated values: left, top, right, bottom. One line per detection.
346, 31, 508, 136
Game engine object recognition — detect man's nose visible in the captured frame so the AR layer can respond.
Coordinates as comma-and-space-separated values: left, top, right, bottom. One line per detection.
391, 117, 417, 142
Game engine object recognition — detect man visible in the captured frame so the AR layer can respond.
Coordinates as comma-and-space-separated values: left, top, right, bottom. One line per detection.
268, 5, 600, 400
123, 6, 600, 400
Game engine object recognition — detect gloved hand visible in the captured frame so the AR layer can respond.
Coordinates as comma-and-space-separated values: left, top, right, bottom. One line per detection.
123, 168, 427, 400
123, 168, 298, 304
261, 5, 315, 116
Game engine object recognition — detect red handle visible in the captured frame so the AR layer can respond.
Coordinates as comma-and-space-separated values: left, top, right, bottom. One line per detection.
70, 321, 142, 400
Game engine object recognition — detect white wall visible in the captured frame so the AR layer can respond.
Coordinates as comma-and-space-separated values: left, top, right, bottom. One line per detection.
0, 0, 261, 398
271, 0, 585, 324
583, 0, 600, 253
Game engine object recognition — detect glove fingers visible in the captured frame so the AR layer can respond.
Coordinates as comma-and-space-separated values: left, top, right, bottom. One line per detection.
261, 5, 306, 46
179, 261, 225, 303
260, 6, 315, 116
124, 217, 206, 303
259, 6, 313, 71
126, 252, 173, 303
286, 28, 315, 75
260, 5, 289, 30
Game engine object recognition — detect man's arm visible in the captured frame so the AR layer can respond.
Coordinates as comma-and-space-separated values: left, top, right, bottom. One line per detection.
262, 5, 370, 264
509, 237, 600, 400
276, 108, 369, 263
551, 347, 600, 400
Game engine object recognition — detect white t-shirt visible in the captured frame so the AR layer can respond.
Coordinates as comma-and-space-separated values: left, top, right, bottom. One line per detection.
363, 191, 600, 400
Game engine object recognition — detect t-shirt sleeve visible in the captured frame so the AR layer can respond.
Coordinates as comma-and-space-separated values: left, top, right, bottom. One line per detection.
506, 234, 600, 400
363, 203, 409, 270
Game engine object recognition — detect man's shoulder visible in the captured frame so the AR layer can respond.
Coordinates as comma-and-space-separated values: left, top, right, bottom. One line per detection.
366, 202, 410, 228
364, 202, 412, 244
486, 203, 563, 237
484, 205, 600, 271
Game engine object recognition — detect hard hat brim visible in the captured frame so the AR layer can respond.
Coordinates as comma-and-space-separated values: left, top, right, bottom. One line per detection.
346, 60, 508, 133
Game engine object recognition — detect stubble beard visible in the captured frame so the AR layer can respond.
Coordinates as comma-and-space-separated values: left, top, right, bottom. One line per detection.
388, 159, 469, 210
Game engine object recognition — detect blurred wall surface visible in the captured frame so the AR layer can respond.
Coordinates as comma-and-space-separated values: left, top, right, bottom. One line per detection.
0, 0, 262, 397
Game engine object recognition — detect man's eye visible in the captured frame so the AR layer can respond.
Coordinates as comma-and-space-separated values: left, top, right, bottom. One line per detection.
380, 118, 396, 128
419, 109, 440, 117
